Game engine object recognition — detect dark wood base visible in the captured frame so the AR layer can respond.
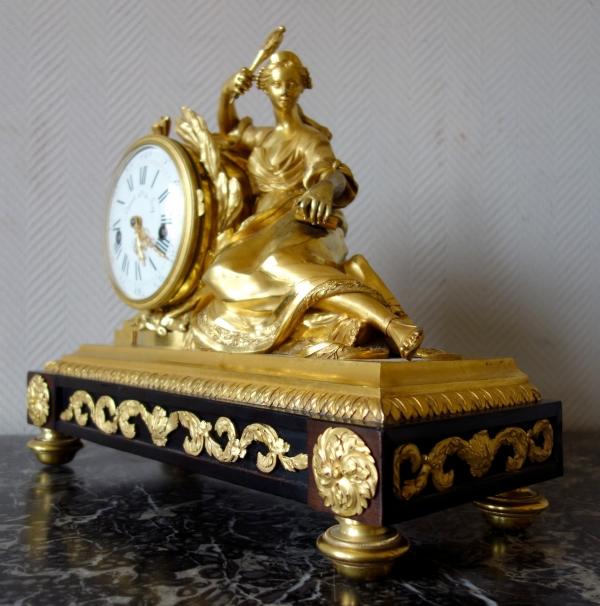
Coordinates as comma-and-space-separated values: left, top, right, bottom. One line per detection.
26, 369, 563, 579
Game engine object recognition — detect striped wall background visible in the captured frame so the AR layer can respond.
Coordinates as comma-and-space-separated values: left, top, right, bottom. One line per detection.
2, 0, 598, 433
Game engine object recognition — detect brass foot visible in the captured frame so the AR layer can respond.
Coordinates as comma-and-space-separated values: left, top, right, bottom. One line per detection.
27, 429, 83, 466
316, 516, 410, 581
474, 487, 549, 531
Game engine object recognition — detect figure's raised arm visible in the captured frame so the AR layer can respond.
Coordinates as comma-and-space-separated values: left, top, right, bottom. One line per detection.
218, 69, 253, 138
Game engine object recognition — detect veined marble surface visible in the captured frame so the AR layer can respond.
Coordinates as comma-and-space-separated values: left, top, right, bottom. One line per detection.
0, 434, 597, 606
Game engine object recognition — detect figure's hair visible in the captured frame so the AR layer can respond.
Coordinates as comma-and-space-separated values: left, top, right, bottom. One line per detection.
256, 54, 333, 140
256, 59, 312, 91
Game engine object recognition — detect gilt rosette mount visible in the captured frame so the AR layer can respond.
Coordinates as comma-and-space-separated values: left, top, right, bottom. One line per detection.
26, 26, 563, 582
313, 427, 378, 517
27, 374, 50, 427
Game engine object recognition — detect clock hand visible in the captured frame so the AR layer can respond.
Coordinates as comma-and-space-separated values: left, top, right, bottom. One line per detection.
147, 238, 169, 261
130, 215, 169, 263
131, 216, 148, 265
133, 232, 147, 265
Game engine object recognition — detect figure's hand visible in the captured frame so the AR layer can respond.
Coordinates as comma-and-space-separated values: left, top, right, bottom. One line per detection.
297, 181, 333, 225
227, 68, 253, 99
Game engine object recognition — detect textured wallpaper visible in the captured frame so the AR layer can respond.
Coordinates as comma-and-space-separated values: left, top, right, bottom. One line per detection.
2, 0, 599, 433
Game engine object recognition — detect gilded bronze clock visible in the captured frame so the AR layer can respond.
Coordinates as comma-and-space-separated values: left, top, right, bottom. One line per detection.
26, 26, 562, 586
105, 134, 204, 310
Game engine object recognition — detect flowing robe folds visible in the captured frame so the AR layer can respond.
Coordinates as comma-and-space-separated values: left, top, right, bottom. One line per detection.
188, 119, 391, 356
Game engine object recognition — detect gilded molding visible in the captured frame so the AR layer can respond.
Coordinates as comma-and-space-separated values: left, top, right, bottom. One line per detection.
60, 391, 307, 473
393, 419, 554, 500
27, 375, 50, 427
313, 427, 378, 517
45, 360, 541, 425
382, 383, 541, 423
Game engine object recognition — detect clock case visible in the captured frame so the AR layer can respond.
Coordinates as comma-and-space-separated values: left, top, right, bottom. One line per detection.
26, 123, 563, 582
105, 134, 251, 313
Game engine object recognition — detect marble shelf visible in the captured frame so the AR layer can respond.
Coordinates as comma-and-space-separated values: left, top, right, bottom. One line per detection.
0, 434, 597, 605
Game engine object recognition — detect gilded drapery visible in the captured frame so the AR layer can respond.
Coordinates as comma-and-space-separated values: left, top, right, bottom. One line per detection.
187, 120, 389, 356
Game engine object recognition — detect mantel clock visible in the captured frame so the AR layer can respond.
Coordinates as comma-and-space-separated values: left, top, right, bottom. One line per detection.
105, 134, 208, 311
25, 26, 563, 582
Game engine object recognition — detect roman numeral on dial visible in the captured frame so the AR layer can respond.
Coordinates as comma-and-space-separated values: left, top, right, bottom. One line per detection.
114, 241, 122, 259
160, 214, 172, 225
127, 175, 134, 191
140, 166, 147, 185
122, 254, 129, 275
135, 261, 142, 281
158, 189, 169, 203
156, 238, 170, 255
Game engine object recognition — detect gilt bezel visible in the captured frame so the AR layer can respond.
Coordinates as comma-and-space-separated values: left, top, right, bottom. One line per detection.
105, 135, 200, 310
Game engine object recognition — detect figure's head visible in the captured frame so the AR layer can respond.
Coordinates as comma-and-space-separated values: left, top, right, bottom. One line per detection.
256, 51, 312, 110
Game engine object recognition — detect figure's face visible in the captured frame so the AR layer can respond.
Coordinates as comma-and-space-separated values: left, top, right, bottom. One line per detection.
266, 65, 303, 110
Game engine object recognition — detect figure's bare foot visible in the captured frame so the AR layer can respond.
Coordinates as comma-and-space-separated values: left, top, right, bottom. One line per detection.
386, 319, 424, 361
413, 347, 461, 361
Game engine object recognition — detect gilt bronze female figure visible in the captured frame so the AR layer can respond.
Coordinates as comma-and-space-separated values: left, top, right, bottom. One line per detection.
178, 50, 425, 360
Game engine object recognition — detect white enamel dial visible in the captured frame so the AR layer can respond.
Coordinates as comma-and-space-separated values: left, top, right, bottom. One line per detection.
106, 144, 186, 303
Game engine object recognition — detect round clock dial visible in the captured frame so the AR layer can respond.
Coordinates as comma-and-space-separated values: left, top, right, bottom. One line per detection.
105, 136, 199, 309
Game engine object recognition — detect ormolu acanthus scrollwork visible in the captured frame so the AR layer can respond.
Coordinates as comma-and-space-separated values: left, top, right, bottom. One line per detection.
27, 375, 50, 427
178, 411, 307, 472
393, 419, 554, 501
60, 391, 307, 473
312, 427, 378, 517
